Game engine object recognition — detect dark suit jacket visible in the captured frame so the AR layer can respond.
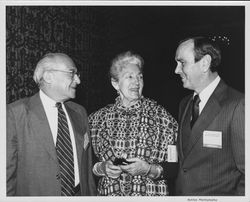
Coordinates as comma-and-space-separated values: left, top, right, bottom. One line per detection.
7, 93, 96, 196
175, 80, 245, 196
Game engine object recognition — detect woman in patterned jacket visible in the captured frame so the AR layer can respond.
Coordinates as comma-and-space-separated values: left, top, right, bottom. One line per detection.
89, 51, 178, 196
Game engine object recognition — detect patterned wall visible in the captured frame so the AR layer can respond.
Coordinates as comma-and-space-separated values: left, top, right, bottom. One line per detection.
6, 6, 114, 113
6, 6, 244, 116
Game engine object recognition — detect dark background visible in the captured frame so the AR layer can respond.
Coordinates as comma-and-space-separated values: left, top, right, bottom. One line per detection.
6, 6, 245, 120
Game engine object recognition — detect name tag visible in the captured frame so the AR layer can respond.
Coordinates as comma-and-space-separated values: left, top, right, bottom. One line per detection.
203, 130, 222, 149
168, 145, 178, 162
83, 132, 89, 150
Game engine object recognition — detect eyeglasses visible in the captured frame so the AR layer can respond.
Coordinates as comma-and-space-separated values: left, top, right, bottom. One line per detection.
49, 69, 80, 79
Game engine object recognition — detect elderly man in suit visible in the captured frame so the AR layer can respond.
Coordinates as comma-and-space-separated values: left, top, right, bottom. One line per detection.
174, 36, 244, 196
7, 53, 96, 196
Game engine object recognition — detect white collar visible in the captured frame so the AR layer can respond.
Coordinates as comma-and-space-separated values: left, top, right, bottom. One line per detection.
39, 89, 57, 108
199, 75, 220, 100
194, 76, 220, 113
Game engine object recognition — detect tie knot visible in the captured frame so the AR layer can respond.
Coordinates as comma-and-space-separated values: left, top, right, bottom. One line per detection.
193, 94, 200, 105
56, 102, 62, 109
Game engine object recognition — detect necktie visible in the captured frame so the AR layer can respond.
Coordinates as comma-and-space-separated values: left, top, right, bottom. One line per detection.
190, 94, 201, 128
56, 102, 75, 196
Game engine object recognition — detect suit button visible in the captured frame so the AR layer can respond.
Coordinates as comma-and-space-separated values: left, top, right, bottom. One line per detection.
183, 168, 187, 173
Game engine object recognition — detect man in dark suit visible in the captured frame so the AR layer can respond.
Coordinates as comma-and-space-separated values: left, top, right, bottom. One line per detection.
174, 37, 244, 196
7, 53, 96, 196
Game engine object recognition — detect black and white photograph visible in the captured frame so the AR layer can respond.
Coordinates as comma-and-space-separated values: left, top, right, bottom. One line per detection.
0, 1, 249, 202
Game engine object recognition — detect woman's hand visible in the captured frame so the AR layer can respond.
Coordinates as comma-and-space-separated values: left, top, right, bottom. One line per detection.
103, 160, 122, 179
119, 157, 150, 176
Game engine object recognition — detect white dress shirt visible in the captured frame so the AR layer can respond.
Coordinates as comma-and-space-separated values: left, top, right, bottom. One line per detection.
39, 90, 80, 186
195, 76, 221, 115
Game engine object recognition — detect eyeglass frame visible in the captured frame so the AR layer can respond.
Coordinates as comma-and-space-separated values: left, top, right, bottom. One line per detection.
48, 69, 80, 79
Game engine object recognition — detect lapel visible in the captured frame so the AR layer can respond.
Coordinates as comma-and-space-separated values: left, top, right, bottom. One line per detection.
27, 94, 85, 171
181, 80, 228, 159
27, 93, 58, 162
178, 95, 193, 160
64, 103, 85, 167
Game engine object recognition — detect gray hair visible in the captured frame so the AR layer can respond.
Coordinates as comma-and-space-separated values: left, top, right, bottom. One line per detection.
110, 51, 144, 81
33, 53, 72, 87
